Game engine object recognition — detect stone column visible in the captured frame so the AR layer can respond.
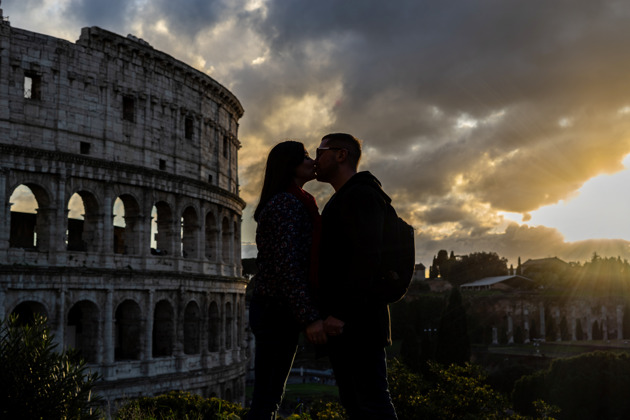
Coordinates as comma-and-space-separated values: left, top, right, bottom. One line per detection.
0, 284, 5, 319
36, 206, 56, 254
101, 191, 114, 258
84, 211, 104, 254
0, 169, 9, 251
55, 286, 66, 348
507, 312, 514, 344
201, 291, 210, 362
492, 326, 498, 345
137, 212, 149, 258
53, 178, 66, 259
523, 308, 530, 344
144, 289, 154, 374
555, 307, 562, 342
103, 288, 115, 379
220, 293, 226, 352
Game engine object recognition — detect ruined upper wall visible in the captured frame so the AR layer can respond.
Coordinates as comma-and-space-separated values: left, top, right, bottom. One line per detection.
0, 22, 243, 193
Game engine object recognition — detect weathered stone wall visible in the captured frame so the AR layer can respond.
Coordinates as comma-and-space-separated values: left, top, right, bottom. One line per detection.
0, 17, 248, 413
468, 293, 628, 345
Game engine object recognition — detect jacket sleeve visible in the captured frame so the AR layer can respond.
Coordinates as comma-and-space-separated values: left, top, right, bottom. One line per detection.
259, 194, 321, 327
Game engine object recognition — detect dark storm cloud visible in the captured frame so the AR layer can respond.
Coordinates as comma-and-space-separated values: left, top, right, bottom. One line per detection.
238, 0, 630, 215
6, 0, 630, 264
64, 0, 135, 30
144, 0, 234, 40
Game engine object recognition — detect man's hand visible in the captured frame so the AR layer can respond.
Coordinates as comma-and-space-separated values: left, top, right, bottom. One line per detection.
305, 320, 327, 345
324, 316, 345, 336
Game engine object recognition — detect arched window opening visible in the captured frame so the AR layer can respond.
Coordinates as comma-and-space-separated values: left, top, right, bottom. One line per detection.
67, 300, 99, 363
208, 301, 220, 352
11, 301, 48, 326
67, 193, 86, 251
115, 300, 142, 360
153, 300, 174, 357
9, 185, 39, 249
221, 217, 231, 263
181, 207, 198, 259
205, 212, 217, 260
151, 202, 173, 256
224, 388, 232, 402
184, 301, 201, 355
225, 302, 233, 350
113, 195, 140, 255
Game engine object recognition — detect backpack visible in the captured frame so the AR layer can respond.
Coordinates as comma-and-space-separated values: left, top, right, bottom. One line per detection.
378, 201, 416, 303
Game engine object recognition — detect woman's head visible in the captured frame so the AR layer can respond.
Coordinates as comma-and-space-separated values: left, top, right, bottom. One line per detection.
254, 140, 314, 221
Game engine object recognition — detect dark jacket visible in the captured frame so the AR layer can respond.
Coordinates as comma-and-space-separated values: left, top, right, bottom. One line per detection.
319, 171, 392, 347
253, 192, 320, 328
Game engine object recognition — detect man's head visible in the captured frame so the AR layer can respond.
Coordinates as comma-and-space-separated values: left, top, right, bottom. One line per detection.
315, 133, 362, 190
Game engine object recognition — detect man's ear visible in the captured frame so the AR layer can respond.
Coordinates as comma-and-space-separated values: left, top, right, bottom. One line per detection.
336, 148, 348, 163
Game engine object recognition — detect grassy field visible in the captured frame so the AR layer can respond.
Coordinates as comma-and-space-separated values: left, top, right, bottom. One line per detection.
484, 340, 630, 358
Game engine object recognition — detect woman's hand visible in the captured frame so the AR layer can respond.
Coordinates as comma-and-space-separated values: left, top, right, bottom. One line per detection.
324, 316, 345, 336
305, 320, 327, 345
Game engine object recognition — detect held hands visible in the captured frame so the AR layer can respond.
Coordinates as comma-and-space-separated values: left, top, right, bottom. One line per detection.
305, 320, 327, 345
323, 316, 345, 337
305, 316, 346, 344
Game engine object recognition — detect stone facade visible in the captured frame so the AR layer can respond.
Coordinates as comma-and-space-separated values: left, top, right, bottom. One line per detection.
468, 294, 627, 345
0, 14, 248, 413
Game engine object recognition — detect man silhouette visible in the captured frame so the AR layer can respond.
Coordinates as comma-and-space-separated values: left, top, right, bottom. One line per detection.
315, 133, 397, 420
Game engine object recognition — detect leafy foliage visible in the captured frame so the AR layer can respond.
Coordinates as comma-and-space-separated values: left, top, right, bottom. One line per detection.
513, 351, 630, 419
445, 252, 508, 286
307, 400, 347, 419
0, 315, 100, 419
388, 358, 527, 419
116, 391, 246, 419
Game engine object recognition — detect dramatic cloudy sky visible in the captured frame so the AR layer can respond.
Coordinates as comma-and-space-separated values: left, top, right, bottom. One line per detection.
5, 0, 630, 268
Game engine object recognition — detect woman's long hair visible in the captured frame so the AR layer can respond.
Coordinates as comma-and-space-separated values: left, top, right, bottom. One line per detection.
254, 141, 305, 221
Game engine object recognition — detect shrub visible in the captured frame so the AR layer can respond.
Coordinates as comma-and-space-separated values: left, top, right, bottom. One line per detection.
115, 391, 246, 419
0, 315, 101, 419
513, 351, 630, 419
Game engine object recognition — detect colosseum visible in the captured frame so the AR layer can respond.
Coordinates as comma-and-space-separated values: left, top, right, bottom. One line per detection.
0, 10, 248, 412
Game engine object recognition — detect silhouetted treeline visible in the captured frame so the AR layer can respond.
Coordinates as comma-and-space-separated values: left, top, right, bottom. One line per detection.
429, 250, 508, 286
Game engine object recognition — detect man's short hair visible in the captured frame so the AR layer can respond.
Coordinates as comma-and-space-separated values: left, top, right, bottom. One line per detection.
322, 133, 362, 169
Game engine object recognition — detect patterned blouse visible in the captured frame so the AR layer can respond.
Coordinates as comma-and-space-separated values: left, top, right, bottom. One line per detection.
253, 192, 320, 327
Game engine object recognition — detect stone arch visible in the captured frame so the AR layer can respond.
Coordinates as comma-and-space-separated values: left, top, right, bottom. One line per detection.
221, 216, 231, 263
152, 201, 174, 256
67, 190, 100, 252
208, 301, 220, 352
181, 206, 198, 259
184, 300, 201, 355
11, 300, 49, 326
67, 300, 100, 363
115, 299, 142, 360
153, 299, 175, 357
114, 194, 141, 255
9, 184, 51, 251
225, 301, 233, 350
205, 211, 218, 260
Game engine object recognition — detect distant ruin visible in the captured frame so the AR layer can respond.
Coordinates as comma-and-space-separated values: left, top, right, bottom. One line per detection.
0, 14, 248, 412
